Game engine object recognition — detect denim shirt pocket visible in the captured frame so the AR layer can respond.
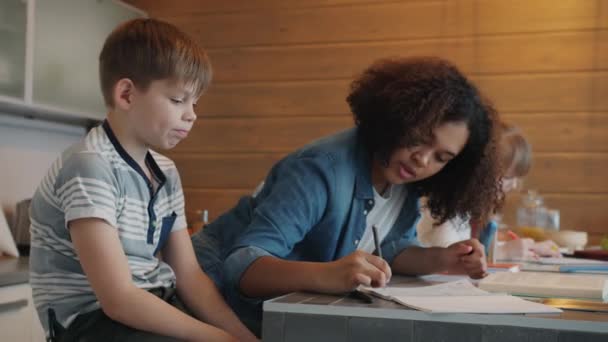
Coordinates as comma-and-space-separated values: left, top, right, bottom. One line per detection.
154, 211, 177, 255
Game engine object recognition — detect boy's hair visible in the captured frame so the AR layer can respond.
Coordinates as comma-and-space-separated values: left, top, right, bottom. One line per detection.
347, 56, 502, 224
99, 18, 212, 107
498, 123, 532, 178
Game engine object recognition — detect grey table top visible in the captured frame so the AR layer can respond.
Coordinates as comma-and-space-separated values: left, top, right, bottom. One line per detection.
264, 275, 608, 335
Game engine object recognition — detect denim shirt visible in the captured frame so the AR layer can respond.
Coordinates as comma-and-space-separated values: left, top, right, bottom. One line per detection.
192, 128, 422, 331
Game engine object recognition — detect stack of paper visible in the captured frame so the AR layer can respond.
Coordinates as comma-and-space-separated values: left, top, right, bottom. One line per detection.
361, 279, 561, 314
521, 257, 608, 274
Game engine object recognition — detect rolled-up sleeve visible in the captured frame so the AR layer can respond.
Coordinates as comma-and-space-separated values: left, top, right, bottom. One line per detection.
384, 211, 422, 265
222, 153, 335, 293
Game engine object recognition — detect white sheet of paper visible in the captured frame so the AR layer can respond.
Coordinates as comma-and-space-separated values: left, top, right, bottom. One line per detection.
0, 210, 19, 257
397, 295, 562, 313
363, 279, 562, 314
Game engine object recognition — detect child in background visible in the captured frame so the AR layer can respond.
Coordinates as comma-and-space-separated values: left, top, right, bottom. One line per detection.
417, 123, 561, 260
29, 18, 256, 342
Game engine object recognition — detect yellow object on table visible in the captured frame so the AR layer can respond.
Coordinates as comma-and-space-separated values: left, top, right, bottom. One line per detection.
515, 226, 547, 241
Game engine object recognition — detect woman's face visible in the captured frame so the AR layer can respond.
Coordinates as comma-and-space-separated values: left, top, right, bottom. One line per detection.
380, 121, 469, 185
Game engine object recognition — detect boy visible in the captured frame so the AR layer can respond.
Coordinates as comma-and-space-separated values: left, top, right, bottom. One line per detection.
29, 18, 257, 342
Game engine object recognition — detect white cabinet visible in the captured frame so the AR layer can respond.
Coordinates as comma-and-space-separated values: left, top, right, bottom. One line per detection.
0, 283, 45, 342
0, 0, 145, 125
0, 0, 27, 100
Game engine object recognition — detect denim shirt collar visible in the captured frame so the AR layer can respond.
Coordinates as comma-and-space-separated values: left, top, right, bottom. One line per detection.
353, 134, 375, 200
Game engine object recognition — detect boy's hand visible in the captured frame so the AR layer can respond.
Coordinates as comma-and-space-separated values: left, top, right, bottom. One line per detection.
321, 250, 392, 293
443, 239, 487, 279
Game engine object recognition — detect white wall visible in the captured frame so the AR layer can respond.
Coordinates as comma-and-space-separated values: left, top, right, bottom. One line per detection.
0, 114, 85, 224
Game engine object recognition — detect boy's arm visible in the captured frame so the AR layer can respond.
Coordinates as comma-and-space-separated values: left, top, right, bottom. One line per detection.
69, 218, 235, 342
162, 229, 258, 342
390, 239, 487, 279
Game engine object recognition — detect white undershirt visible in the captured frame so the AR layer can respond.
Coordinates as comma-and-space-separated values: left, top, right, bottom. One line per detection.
357, 184, 407, 253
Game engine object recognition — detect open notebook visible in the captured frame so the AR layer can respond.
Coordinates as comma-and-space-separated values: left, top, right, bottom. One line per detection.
361, 279, 561, 314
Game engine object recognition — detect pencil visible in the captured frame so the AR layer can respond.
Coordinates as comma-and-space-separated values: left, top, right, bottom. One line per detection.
372, 225, 383, 259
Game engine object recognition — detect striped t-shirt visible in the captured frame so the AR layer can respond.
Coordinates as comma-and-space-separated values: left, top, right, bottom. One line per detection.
29, 121, 187, 333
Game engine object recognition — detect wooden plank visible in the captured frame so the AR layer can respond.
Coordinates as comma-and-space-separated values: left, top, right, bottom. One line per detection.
502, 193, 608, 235
176, 113, 608, 154
476, 0, 601, 34
173, 153, 282, 188
207, 31, 600, 83
602, 0, 608, 29
184, 188, 249, 226
598, 30, 608, 70
208, 39, 474, 83
176, 117, 352, 152
474, 72, 608, 112
200, 73, 608, 117
167, 1, 473, 48
127, 0, 414, 16
476, 31, 597, 74
172, 150, 608, 194
525, 153, 608, 194
201, 80, 350, 117
502, 113, 608, 153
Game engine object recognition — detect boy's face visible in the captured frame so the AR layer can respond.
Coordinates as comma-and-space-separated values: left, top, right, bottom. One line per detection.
127, 79, 198, 151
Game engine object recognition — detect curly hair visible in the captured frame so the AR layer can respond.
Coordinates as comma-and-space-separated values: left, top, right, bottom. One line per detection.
346, 56, 503, 224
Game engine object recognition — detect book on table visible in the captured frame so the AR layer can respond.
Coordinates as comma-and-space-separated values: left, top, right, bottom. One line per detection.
478, 272, 608, 301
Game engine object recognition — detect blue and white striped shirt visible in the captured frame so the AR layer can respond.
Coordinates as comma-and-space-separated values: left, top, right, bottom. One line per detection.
29, 121, 187, 333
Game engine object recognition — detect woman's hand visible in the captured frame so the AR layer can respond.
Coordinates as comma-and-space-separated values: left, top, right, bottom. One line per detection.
443, 239, 488, 279
321, 250, 392, 293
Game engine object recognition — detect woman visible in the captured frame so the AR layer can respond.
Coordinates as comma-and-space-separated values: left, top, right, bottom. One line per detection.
192, 57, 503, 334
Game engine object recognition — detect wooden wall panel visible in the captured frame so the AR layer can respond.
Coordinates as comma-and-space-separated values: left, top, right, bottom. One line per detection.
526, 154, 608, 193
177, 117, 351, 152
130, 0, 608, 244
181, 114, 608, 153
176, 152, 608, 195
128, 0, 415, 16
598, 30, 608, 69
208, 39, 471, 83
184, 189, 248, 225
202, 81, 350, 117
207, 31, 600, 83
201, 73, 608, 117
476, 0, 602, 34
169, 1, 474, 48
173, 153, 282, 189
503, 113, 608, 153
475, 73, 607, 112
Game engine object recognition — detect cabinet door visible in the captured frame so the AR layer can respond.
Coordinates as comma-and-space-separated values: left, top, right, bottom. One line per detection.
0, 0, 27, 99
33, 0, 142, 120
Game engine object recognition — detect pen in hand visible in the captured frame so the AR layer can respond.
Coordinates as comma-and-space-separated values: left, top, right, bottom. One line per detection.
372, 225, 383, 259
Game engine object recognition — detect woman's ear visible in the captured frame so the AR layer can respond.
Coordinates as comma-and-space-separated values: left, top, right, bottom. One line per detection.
113, 78, 136, 111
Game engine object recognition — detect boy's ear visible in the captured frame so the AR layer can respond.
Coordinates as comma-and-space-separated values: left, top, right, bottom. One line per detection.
113, 78, 135, 110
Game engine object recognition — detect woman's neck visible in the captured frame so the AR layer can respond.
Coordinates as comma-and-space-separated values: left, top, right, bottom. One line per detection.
371, 157, 390, 195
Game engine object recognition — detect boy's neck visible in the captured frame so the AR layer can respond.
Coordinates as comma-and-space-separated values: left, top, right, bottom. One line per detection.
106, 113, 149, 166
